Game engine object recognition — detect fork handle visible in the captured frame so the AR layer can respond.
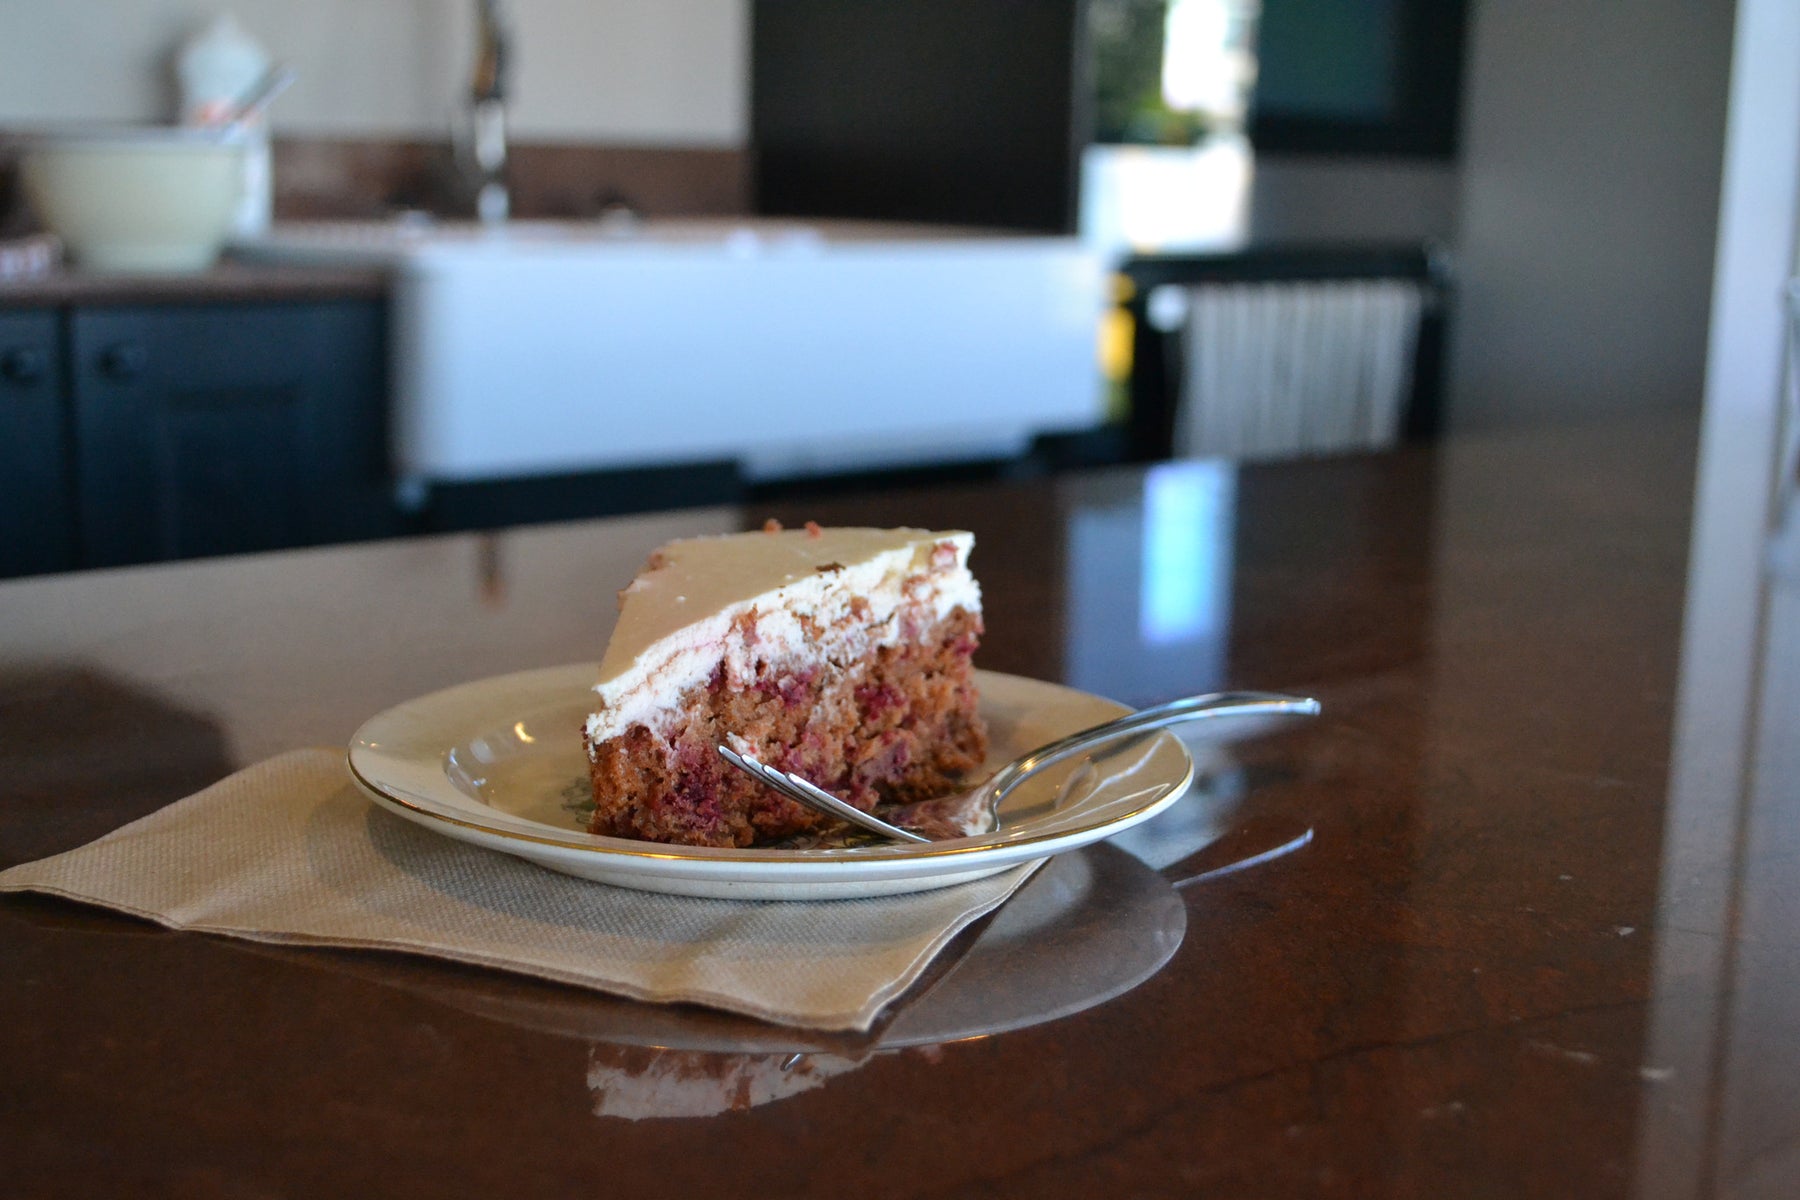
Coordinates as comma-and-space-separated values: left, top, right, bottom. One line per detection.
983, 691, 1321, 806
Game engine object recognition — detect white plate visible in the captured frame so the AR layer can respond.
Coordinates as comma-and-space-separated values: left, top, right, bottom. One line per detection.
347, 666, 1193, 900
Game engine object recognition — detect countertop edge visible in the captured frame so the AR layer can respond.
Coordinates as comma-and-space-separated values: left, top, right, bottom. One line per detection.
0, 260, 392, 308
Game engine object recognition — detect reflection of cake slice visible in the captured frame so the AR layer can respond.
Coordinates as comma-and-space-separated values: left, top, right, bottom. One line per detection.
587, 1045, 864, 1120
583, 524, 987, 847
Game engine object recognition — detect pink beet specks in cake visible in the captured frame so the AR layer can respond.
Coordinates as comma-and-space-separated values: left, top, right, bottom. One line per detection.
581, 527, 987, 847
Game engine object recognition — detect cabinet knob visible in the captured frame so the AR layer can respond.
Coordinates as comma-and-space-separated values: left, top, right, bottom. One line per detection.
1, 346, 45, 384
97, 342, 147, 381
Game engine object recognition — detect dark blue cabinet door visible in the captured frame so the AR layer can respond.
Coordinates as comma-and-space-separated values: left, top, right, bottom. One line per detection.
71, 301, 393, 567
0, 309, 76, 577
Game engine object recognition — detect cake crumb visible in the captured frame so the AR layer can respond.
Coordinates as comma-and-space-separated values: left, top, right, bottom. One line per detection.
805, 521, 823, 538
762, 519, 783, 533
815, 562, 845, 573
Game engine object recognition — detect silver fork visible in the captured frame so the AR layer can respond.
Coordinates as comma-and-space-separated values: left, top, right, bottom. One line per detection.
716, 690, 1321, 843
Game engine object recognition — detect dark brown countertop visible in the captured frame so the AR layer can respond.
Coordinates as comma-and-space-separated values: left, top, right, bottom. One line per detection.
0, 257, 389, 308
3, 413, 1796, 1198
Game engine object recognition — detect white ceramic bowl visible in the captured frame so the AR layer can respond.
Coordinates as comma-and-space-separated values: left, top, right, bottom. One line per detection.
19, 126, 246, 273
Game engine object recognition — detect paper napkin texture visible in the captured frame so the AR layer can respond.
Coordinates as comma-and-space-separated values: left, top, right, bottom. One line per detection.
0, 749, 1038, 1031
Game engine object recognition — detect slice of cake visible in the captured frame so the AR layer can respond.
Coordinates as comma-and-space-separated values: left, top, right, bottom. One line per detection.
583, 523, 988, 847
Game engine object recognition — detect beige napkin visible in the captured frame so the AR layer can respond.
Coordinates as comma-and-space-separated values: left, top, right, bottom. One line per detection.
0, 749, 1040, 1032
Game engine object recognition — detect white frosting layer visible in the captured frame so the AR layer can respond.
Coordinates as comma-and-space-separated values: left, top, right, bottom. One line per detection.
585, 527, 979, 746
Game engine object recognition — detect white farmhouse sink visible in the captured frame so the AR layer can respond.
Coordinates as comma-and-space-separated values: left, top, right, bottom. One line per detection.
238, 218, 1108, 485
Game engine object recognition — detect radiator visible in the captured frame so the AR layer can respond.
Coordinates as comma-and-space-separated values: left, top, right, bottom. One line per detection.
1149, 279, 1427, 461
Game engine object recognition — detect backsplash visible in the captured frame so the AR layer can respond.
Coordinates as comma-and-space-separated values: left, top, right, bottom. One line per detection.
0, 135, 749, 240
272, 137, 749, 221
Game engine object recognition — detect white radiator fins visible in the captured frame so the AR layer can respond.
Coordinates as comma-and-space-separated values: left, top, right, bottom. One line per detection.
1169, 279, 1425, 461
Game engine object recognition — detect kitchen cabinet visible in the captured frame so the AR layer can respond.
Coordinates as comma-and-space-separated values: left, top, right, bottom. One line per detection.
0, 298, 395, 576
752, 0, 1085, 233
71, 301, 393, 568
0, 309, 77, 576
750, 1, 1473, 233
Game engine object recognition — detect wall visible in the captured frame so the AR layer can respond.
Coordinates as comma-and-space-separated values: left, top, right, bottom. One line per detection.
1248, 157, 1460, 245
0, 0, 747, 145
1446, 0, 1735, 429
1242, 2, 1737, 433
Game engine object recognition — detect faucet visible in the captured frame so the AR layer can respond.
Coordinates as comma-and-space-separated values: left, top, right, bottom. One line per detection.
469, 0, 510, 223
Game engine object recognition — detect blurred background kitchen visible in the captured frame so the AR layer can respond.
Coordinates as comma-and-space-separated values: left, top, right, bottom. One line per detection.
0, 1, 1765, 579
